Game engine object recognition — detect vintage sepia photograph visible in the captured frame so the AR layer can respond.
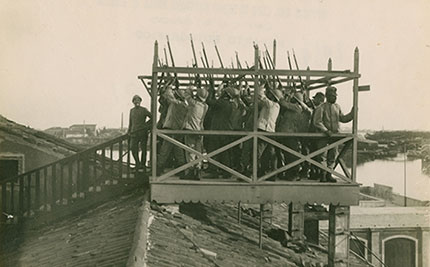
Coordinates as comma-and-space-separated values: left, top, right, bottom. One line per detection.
1, 0, 429, 266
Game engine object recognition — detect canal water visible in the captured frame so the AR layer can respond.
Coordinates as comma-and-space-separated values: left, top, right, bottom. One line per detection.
354, 154, 430, 201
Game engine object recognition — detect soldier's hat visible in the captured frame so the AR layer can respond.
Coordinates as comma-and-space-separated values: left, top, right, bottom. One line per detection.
269, 89, 284, 102
313, 92, 325, 99
132, 95, 142, 102
325, 86, 337, 96
197, 87, 209, 101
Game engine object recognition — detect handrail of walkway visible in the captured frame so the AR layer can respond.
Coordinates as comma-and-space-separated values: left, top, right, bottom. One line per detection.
1, 132, 136, 222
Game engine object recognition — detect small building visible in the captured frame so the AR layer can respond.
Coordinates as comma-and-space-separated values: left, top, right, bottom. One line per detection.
0, 115, 79, 182
44, 127, 67, 138
68, 124, 97, 137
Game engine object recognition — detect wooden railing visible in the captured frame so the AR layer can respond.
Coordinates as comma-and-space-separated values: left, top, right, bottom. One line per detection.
1, 134, 134, 222
153, 130, 354, 183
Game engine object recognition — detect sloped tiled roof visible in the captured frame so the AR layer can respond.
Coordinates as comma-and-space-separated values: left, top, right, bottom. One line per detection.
1, 190, 144, 267
0, 115, 80, 157
146, 202, 331, 267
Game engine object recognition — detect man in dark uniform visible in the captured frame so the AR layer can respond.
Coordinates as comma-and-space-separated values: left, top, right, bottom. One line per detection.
128, 95, 152, 171
206, 86, 240, 177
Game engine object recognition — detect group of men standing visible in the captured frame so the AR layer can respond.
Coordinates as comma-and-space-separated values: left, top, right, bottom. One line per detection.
128, 80, 353, 182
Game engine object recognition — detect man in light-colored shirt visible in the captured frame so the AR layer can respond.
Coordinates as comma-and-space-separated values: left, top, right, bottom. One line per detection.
313, 86, 353, 182
157, 86, 189, 174
183, 87, 209, 179
256, 86, 282, 177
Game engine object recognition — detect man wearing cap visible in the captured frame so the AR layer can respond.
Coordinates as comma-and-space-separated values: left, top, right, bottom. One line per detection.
183, 87, 209, 179
255, 85, 282, 177
128, 95, 152, 172
307, 92, 326, 179
277, 91, 311, 180
206, 85, 240, 178
157, 86, 189, 175
313, 86, 353, 182
308, 92, 325, 110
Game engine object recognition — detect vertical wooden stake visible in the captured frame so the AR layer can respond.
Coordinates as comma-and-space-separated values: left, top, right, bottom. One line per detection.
352, 48, 359, 182
151, 41, 159, 183
252, 45, 259, 181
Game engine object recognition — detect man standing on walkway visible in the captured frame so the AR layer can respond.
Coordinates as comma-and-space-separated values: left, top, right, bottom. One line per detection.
313, 86, 353, 182
128, 95, 152, 172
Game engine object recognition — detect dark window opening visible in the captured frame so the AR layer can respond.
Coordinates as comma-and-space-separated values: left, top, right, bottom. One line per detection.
0, 159, 19, 182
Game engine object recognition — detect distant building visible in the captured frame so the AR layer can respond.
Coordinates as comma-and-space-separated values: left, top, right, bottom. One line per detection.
68, 124, 97, 137
44, 127, 67, 138
0, 115, 79, 181
319, 184, 429, 267
43, 124, 125, 146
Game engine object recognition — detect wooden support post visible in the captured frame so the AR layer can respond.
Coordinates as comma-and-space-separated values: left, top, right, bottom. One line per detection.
10, 182, 15, 215
259, 204, 264, 249
237, 201, 242, 224
127, 137, 131, 178
288, 203, 305, 240
351, 48, 359, 182
110, 144, 114, 177
151, 41, 159, 181
43, 168, 48, 210
101, 148, 106, 179
19, 176, 24, 215
252, 45, 259, 181
68, 162, 73, 199
119, 140, 123, 179
328, 205, 350, 267
26, 174, 32, 214
92, 153, 96, 186
76, 159, 81, 196
1, 182, 6, 223
60, 164, 64, 204
35, 171, 40, 211
83, 156, 89, 194
51, 165, 57, 207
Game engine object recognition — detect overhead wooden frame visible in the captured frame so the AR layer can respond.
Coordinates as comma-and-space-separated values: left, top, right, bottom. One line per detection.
140, 41, 361, 205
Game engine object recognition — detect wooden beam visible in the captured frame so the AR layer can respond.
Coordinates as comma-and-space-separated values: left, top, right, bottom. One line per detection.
150, 66, 360, 78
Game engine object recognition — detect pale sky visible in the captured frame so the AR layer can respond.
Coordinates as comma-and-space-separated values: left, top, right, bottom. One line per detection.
1, 0, 429, 131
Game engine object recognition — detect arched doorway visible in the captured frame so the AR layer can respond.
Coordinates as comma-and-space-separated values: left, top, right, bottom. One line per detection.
383, 236, 417, 267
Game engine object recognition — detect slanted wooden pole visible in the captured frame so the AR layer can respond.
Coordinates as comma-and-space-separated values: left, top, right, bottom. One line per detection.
272, 39, 277, 89
352, 48, 359, 182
